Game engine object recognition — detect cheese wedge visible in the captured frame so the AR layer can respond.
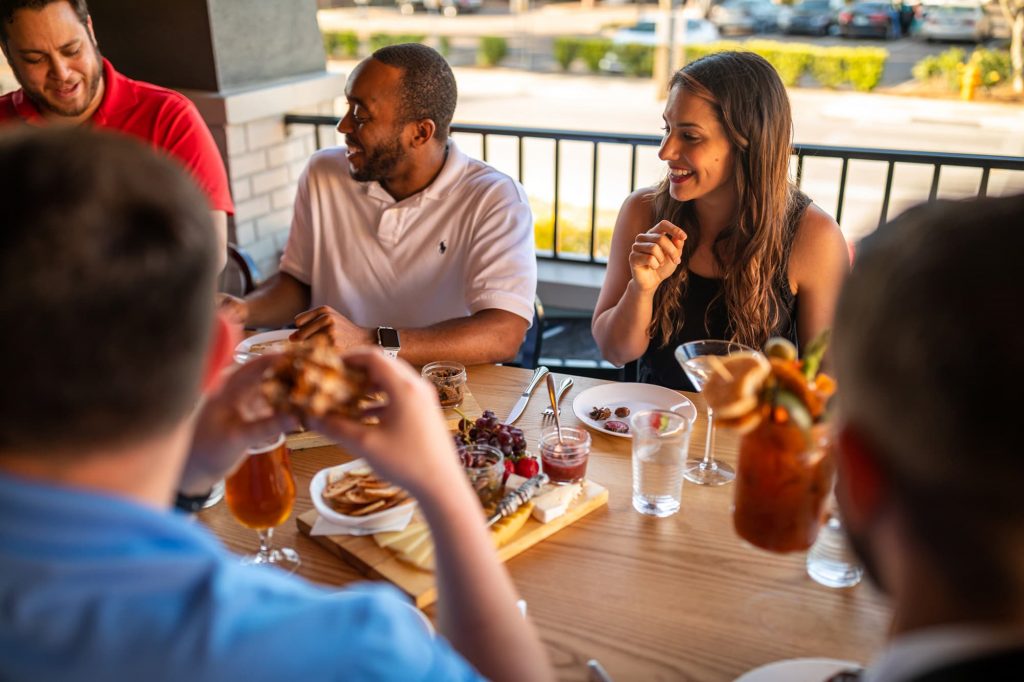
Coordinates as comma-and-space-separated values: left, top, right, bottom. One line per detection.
582, 480, 606, 501
531, 483, 581, 523
503, 473, 528, 495
491, 502, 534, 548
374, 521, 428, 549
404, 540, 435, 571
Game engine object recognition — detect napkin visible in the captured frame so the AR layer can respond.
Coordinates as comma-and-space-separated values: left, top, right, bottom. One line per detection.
310, 513, 413, 537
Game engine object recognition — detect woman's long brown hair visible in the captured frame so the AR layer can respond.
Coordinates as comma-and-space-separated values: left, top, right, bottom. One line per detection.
649, 51, 798, 349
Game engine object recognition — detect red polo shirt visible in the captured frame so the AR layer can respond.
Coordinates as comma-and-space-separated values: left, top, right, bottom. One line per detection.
0, 58, 233, 214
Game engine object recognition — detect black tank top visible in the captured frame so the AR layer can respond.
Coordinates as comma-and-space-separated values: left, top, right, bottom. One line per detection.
637, 193, 810, 391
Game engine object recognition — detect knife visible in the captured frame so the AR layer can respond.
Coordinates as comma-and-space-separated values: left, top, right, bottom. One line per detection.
504, 366, 549, 424
486, 473, 549, 527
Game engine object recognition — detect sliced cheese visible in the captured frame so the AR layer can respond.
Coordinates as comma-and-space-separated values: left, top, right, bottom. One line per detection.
491, 502, 534, 548
581, 480, 606, 501
374, 521, 427, 549
503, 473, 528, 495
531, 483, 581, 524
382, 525, 431, 554
403, 539, 436, 571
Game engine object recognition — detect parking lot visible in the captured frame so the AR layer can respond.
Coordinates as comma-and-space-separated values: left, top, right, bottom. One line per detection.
319, 1, 1010, 87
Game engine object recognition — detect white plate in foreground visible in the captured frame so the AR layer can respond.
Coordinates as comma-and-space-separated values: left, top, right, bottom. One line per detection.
571, 383, 697, 439
735, 658, 863, 682
234, 329, 293, 363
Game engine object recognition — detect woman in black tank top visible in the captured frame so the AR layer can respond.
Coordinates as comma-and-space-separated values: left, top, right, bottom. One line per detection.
592, 53, 849, 391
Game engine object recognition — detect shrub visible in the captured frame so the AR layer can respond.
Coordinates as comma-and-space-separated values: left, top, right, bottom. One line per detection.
369, 33, 426, 53
323, 31, 359, 59
438, 35, 451, 59
579, 38, 613, 73
810, 48, 847, 89
747, 40, 811, 87
614, 44, 655, 77
972, 48, 1011, 89
846, 47, 887, 92
553, 37, 580, 71
478, 36, 508, 67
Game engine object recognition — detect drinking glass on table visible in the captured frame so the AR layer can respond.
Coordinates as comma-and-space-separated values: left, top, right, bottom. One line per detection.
674, 339, 757, 486
630, 409, 693, 517
224, 434, 301, 572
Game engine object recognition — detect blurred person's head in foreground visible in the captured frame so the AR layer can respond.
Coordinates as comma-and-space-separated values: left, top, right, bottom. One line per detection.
0, 126, 227, 468
833, 193, 1024, 634
337, 42, 456, 191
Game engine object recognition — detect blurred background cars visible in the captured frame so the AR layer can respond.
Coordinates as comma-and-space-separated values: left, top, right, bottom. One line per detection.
396, 0, 481, 17
919, 4, 992, 42
778, 0, 837, 36
837, 1, 901, 39
709, 0, 781, 35
601, 13, 719, 73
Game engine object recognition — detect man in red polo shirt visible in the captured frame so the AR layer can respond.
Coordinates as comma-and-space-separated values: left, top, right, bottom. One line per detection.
0, 0, 233, 266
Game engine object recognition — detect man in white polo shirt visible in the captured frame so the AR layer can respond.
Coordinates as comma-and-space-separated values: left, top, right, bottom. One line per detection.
230, 43, 536, 365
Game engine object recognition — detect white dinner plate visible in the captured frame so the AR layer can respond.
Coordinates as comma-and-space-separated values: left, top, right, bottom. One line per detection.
571, 383, 697, 439
734, 658, 862, 682
234, 329, 293, 363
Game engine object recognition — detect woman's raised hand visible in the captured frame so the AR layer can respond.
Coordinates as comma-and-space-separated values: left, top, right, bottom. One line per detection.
629, 220, 687, 292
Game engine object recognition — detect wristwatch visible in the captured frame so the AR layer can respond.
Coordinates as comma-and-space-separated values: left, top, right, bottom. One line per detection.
175, 488, 213, 514
376, 326, 400, 359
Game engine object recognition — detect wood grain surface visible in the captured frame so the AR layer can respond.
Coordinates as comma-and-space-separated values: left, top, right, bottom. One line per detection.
199, 365, 891, 681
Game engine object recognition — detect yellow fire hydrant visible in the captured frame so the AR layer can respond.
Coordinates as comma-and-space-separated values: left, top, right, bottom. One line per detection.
961, 58, 981, 101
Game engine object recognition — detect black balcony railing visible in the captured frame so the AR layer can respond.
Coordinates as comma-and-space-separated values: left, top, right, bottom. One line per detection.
284, 114, 1024, 263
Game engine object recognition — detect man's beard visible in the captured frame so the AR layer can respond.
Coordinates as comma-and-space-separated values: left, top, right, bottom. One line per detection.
349, 136, 404, 184
23, 42, 103, 119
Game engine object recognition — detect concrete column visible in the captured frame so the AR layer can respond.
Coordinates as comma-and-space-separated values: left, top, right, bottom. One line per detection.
87, 0, 346, 277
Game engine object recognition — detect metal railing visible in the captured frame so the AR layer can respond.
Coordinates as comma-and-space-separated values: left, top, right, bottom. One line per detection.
284, 114, 1024, 263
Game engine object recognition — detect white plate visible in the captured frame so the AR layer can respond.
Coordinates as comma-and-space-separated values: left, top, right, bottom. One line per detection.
571, 383, 697, 439
310, 459, 417, 532
234, 329, 293, 363
735, 658, 862, 682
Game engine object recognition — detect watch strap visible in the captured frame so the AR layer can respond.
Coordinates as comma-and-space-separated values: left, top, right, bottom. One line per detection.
175, 489, 213, 514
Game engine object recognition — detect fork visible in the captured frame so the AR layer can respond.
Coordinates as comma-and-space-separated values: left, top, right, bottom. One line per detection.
541, 377, 573, 419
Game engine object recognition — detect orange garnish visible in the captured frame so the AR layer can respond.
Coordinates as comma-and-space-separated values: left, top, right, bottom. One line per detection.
769, 358, 823, 419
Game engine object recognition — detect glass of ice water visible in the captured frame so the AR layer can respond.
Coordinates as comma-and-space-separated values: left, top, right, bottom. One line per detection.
630, 409, 693, 517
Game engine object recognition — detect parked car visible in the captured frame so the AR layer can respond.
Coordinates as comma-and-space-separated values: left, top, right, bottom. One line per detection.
919, 4, 991, 42
601, 16, 720, 74
778, 0, 836, 36
610, 15, 720, 47
837, 1, 901, 39
709, 0, 780, 35
396, 0, 480, 17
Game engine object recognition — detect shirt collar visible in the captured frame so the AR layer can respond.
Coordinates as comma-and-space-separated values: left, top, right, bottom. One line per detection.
9, 57, 125, 126
864, 624, 1024, 682
362, 139, 468, 205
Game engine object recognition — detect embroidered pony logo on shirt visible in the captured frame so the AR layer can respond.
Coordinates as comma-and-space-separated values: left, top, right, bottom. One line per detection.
439, 240, 447, 255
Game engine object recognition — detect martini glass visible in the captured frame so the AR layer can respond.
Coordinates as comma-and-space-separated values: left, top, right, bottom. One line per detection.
674, 339, 756, 486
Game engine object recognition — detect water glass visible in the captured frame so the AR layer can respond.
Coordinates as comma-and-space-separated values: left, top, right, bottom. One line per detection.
630, 409, 693, 517
807, 499, 864, 588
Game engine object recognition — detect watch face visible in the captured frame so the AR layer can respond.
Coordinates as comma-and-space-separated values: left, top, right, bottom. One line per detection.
378, 327, 400, 348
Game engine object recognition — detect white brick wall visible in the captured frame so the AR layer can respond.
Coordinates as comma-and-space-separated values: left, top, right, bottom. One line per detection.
222, 103, 332, 279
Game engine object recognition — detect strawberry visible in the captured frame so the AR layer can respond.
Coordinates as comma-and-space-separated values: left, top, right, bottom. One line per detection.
503, 458, 515, 484
515, 456, 540, 478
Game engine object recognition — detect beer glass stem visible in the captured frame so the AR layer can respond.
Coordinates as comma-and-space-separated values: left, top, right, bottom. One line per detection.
256, 528, 274, 563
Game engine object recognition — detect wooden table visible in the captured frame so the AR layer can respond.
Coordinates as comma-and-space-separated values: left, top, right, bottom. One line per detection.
200, 364, 891, 681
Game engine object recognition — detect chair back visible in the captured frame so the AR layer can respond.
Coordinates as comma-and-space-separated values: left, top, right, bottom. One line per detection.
219, 243, 261, 296
509, 296, 546, 369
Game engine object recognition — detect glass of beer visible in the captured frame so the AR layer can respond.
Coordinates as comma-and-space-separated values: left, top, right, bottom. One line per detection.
224, 434, 300, 571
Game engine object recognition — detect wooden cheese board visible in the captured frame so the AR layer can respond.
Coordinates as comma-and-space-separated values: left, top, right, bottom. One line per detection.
286, 387, 483, 450
297, 481, 609, 607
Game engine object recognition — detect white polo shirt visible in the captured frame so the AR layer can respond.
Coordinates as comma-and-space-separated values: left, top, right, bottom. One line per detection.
279, 140, 537, 329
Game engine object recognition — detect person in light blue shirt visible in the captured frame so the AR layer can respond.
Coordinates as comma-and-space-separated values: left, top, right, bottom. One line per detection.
0, 127, 553, 682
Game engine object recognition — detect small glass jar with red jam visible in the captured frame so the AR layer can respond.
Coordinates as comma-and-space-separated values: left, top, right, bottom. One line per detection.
539, 426, 591, 484
422, 361, 467, 409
